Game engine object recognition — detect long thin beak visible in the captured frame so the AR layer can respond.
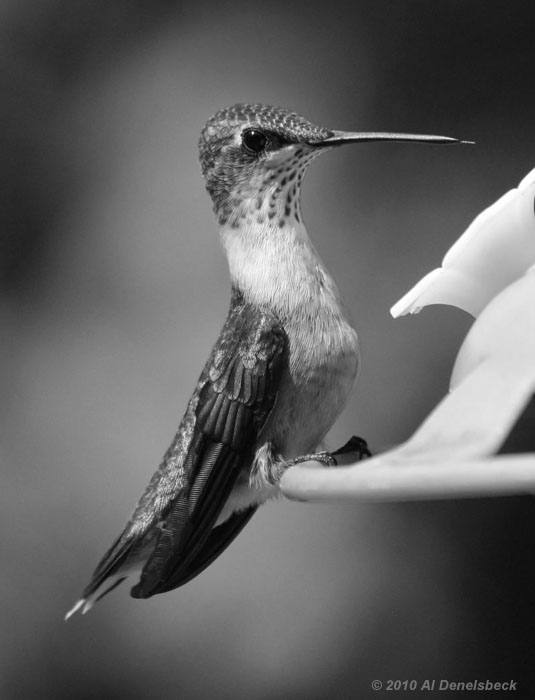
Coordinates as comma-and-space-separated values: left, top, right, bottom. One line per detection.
317, 130, 473, 146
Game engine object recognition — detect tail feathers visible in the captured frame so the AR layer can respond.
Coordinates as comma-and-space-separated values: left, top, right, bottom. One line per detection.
65, 575, 127, 620
65, 531, 146, 620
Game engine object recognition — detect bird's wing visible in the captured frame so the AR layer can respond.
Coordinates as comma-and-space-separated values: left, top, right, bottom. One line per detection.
145, 503, 258, 593
82, 294, 286, 603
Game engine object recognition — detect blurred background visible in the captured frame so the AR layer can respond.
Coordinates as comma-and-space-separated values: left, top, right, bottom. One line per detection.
1, 0, 534, 698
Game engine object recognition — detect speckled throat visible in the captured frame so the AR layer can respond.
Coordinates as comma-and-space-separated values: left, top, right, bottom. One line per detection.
220, 145, 325, 228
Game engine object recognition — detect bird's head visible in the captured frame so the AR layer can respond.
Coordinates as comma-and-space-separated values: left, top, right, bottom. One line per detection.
199, 103, 333, 227
199, 103, 465, 228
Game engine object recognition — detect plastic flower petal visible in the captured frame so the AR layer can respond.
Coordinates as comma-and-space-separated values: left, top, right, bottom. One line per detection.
451, 267, 535, 388
390, 167, 535, 318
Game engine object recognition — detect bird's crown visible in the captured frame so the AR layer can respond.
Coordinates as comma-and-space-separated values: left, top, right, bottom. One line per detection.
198, 103, 332, 177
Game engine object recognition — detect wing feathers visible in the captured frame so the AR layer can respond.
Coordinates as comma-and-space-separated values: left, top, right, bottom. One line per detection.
157, 506, 257, 592
132, 443, 240, 597
130, 300, 286, 598
76, 295, 287, 607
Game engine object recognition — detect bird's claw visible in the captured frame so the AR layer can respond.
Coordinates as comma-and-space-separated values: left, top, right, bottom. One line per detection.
286, 436, 371, 469
286, 451, 338, 467
331, 435, 371, 460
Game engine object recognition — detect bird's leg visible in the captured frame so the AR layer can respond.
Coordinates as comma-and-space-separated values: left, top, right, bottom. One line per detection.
285, 436, 371, 469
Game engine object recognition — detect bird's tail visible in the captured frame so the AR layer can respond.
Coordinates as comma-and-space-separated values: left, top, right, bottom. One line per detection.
65, 531, 148, 620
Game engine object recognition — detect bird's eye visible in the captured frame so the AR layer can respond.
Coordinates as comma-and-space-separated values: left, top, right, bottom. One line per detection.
242, 129, 268, 153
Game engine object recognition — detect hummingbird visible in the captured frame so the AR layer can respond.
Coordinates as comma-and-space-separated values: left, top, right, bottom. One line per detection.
66, 103, 463, 617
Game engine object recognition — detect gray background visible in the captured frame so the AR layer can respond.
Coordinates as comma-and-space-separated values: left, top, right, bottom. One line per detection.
1, 1, 534, 698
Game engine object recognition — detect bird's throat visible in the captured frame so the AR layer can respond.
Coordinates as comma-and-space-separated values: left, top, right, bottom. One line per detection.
220, 216, 345, 323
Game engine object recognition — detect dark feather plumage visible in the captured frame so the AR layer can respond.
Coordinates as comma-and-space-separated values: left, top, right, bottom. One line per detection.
80, 289, 286, 603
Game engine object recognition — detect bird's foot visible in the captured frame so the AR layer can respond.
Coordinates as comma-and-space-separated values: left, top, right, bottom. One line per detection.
285, 436, 371, 469
332, 435, 371, 461
286, 451, 338, 467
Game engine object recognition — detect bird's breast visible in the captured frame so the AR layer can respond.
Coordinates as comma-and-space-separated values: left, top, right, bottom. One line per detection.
219, 303, 359, 523
265, 301, 360, 460
222, 217, 360, 470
